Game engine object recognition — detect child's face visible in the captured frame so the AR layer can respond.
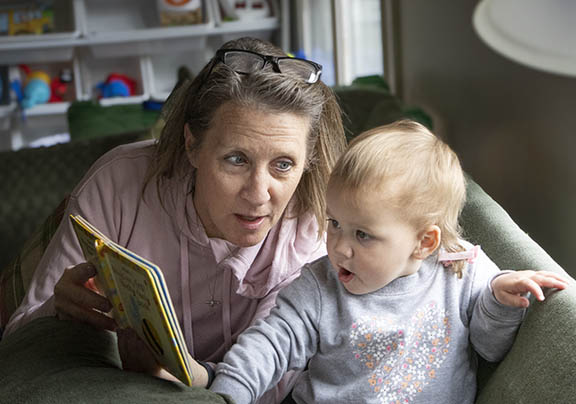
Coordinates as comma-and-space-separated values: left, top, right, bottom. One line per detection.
326, 184, 423, 295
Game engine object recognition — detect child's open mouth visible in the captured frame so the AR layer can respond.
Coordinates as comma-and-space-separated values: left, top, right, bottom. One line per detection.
338, 267, 355, 283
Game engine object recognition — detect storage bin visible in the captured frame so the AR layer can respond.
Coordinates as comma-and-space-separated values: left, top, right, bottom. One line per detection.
144, 50, 209, 101
11, 109, 69, 150
0, 0, 82, 64
15, 60, 78, 112
83, 0, 214, 58
76, 52, 150, 105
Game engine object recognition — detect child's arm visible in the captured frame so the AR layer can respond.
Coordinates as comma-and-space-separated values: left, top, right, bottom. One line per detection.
468, 250, 569, 362
491, 270, 569, 307
209, 267, 321, 404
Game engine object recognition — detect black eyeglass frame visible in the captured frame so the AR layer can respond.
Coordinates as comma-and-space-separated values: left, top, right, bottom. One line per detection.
210, 48, 323, 84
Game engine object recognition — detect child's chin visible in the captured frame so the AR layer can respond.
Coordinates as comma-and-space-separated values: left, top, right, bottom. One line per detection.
343, 283, 370, 295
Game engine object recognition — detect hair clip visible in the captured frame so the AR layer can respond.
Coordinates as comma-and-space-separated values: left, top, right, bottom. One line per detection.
438, 245, 481, 268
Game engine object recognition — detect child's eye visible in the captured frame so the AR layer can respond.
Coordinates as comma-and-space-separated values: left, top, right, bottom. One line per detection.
225, 155, 247, 166
327, 218, 340, 229
356, 230, 371, 241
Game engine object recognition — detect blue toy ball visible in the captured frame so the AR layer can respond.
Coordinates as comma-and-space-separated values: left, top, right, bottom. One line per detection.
97, 80, 130, 98
22, 79, 50, 109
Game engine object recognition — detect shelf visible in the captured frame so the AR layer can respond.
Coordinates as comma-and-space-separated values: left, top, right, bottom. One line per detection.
0, 0, 83, 63
0, 0, 284, 151
24, 102, 71, 116
0, 0, 280, 61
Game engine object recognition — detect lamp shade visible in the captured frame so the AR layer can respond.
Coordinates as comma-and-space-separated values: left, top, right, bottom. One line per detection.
473, 0, 576, 77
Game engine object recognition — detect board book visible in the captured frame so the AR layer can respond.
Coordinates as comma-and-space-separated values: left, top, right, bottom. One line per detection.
70, 214, 193, 386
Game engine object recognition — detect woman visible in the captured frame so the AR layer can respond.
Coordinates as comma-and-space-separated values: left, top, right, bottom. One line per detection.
4, 37, 346, 401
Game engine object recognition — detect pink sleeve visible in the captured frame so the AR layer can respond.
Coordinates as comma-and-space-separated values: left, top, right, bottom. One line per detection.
4, 149, 128, 336
4, 196, 87, 336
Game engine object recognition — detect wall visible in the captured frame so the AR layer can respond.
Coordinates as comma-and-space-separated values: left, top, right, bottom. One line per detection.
399, 0, 576, 276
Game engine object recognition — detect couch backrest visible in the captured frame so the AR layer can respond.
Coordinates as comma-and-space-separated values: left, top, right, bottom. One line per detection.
0, 131, 148, 269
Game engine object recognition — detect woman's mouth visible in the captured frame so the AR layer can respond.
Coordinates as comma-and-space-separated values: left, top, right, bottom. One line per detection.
235, 214, 266, 230
338, 267, 355, 283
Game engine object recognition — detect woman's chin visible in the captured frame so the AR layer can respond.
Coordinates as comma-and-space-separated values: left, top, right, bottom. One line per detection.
232, 234, 267, 248
227, 226, 271, 247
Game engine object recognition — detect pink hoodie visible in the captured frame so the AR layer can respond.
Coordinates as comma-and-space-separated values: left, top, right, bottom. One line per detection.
5, 141, 326, 391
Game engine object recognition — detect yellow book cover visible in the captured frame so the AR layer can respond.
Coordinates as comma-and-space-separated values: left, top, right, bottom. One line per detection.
70, 214, 193, 386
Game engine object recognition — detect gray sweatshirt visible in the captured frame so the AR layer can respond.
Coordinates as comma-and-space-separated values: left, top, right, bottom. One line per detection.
210, 243, 525, 403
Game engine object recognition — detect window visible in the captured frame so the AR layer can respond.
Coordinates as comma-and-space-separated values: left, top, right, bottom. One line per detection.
293, 0, 384, 86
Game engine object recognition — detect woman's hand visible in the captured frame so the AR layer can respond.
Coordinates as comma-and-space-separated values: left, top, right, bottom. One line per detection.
54, 262, 117, 331
491, 270, 570, 308
117, 327, 164, 376
117, 328, 210, 387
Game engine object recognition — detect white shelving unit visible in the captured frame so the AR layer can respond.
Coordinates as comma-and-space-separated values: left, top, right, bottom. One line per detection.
0, 0, 283, 151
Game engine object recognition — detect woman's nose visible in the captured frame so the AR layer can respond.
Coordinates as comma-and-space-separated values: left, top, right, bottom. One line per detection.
241, 168, 271, 205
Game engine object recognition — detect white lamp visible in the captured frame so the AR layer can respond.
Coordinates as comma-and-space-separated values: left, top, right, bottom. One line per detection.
473, 0, 576, 77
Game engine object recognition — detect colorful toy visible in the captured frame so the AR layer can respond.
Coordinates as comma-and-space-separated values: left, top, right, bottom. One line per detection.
49, 68, 72, 103
19, 65, 51, 109
97, 73, 137, 98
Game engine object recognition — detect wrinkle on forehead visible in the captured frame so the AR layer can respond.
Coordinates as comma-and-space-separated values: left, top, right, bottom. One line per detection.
211, 102, 311, 149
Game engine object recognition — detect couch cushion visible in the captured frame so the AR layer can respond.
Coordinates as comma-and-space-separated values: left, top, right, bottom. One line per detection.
0, 317, 233, 403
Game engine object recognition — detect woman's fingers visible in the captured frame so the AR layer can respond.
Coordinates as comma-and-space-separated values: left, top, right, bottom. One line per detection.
54, 263, 116, 331
56, 295, 117, 331
117, 328, 161, 374
63, 261, 97, 282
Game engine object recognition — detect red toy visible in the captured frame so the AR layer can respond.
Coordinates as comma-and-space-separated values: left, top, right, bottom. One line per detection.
49, 68, 73, 102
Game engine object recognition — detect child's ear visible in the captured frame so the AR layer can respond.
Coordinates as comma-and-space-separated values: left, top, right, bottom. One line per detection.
413, 225, 441, 259
184, 124, 197, 168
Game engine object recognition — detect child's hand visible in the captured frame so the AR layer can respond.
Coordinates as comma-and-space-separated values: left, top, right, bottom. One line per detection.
491, 270, 570, 308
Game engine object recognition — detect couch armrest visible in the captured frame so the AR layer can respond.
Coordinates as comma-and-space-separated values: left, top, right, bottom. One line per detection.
460, 176, 576, 402
475, 284, 576, 403
461, 175, 567, 275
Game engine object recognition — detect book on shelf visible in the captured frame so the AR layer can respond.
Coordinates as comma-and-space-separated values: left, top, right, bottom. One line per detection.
70, 214, 193, 386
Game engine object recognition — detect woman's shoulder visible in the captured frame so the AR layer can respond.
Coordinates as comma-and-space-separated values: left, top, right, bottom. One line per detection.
73, 139, 157, 196
90, 139, 156, 170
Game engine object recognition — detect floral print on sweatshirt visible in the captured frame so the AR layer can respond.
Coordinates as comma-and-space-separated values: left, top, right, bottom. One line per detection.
350, 301, 451, 403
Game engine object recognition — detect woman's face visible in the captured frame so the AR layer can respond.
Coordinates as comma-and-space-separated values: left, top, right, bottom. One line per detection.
187, 102, 311, 247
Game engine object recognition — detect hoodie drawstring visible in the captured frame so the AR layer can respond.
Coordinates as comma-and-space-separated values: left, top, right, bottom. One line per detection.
180, 234, 195, 357
222, 265, 232, 350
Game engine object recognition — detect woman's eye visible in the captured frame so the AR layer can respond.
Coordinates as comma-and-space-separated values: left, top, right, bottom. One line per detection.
225, 155, 247, 165
356, 230, 371, 241
275, 160, 294, 172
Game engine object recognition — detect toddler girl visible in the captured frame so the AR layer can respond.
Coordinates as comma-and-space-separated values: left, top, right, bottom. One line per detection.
202, 120, 568, 403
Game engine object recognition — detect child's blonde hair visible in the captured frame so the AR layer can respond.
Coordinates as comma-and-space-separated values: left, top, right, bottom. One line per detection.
329, 120, 468, 276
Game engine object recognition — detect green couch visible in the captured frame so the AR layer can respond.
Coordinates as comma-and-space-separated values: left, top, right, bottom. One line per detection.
0, 87, 574, 403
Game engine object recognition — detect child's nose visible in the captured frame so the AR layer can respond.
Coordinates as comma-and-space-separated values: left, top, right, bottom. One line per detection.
333, 234, 353, 258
